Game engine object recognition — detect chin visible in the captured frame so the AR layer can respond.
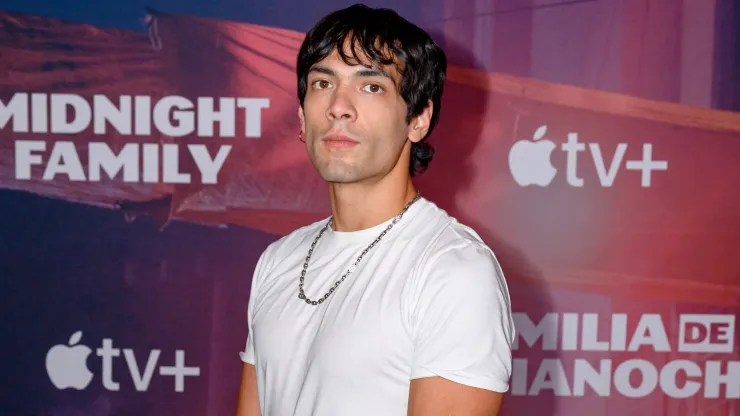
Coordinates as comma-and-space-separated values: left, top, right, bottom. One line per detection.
319, 163, 369, 183
318, 170, 363, 183
311, 157, 360, 182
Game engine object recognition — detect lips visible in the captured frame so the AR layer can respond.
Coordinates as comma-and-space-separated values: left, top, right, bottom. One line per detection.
322, 132, 359, 149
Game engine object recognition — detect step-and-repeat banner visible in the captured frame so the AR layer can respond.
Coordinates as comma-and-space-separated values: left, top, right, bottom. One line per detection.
2, 2, 739, 415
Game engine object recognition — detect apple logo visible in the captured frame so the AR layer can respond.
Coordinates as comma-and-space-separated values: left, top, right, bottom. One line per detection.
508, 125, 558, 186
45, 330, 94, 390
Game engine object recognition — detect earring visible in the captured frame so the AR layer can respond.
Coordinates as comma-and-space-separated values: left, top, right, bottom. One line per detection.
299, 131, 306, 142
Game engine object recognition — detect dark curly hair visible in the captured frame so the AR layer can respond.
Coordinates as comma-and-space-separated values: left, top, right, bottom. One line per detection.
296, 4, 447, 176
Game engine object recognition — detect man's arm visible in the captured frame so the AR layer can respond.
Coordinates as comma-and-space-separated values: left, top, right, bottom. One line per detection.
235, 363, 260, 416
408, 377, 503, 416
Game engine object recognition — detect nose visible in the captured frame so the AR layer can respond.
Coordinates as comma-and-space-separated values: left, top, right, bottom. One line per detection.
326, 85, 357, 122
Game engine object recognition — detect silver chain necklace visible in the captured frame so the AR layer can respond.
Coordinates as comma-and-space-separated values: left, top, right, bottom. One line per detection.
298, 192, 421, 306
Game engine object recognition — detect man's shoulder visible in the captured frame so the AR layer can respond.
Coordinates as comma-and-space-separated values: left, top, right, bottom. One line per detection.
425, 222, 498, 272
400, 200, 504, 290
412, 201, 493, 265
263, 216, 330, 257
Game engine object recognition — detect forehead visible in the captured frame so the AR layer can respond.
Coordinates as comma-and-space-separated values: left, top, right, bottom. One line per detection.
310, 38, 404, 84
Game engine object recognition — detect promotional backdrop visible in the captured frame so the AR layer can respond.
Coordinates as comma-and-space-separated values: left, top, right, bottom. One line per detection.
2, 0, 739, 415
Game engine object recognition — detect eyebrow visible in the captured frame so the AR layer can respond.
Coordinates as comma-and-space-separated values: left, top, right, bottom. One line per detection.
308, 65, 393, 81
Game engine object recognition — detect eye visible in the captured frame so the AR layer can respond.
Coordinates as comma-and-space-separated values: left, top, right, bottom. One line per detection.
311, 79, 332, 89
362, 84, 384, 94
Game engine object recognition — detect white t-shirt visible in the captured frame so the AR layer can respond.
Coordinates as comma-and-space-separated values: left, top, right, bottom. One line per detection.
240, 197, 514, 416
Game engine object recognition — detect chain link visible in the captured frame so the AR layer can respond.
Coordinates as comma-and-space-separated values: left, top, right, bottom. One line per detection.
298, 192, 421, 306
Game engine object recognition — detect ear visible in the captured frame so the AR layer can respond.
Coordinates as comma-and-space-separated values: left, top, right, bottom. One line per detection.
407, 100, 433, 143
298, 105, 306, 132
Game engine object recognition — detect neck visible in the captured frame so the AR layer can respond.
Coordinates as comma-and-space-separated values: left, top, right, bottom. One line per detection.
328, 176, 418, 232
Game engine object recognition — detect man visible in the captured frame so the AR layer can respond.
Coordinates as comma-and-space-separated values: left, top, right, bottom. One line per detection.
236, 4, 514, 415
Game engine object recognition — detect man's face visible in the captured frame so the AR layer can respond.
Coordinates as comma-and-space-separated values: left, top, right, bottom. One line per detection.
299, 44, 424, 184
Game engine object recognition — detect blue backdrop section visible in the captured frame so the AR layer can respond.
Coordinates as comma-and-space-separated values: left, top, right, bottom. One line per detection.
1, 189, 278, 415
0, 0, 421, 32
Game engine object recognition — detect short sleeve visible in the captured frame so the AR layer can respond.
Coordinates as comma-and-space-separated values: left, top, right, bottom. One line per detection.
239, 246, 272, 364
240, 333, 255, 364
410, 241, 515, 392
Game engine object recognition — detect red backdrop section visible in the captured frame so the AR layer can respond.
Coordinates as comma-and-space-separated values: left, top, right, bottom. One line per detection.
151, 9, 740, 307
0, 12, 172, 208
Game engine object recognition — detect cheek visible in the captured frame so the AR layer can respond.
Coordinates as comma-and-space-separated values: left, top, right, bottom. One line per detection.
388, 100, 409, 131
365, 100, 406, 128
302, 96, 327, 124
304, 106, 324, 125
